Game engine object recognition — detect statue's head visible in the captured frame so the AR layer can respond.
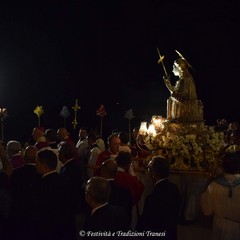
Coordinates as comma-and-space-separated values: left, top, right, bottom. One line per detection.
174, 58, 188, 71
172, 58, 188, 76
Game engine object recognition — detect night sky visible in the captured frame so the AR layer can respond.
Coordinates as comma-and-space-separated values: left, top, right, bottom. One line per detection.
0, 0, 240, 142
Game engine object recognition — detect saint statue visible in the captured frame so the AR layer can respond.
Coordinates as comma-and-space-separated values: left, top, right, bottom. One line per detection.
163, 53, 203, 123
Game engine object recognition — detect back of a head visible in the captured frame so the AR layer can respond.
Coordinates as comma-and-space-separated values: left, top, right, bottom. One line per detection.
86, 177, 111, 204
88, 133, 97, 143
90, 127, 99, 136
45, 128, 57, 142
35, 126, 45, 132
80, 126, 89, 131
118, 131, 129, 145
132, 127, 139, 140
37, 149, 58, 170
100, 159, 118, 178
107, 134, 120, 153
24, 145, 38, 163
116, 151, 131, 168
221, 119, 228, 126
57, 128, 69, 140
222, 152, 240, 174
230, 129, 240, 145
79, 126, 89, 139
6, 140, 22, 157
32, 127, 45, 140
228, 121, 240, 130
58, 142, 75, 159
149, 156, 170, 179
107, 134, 119, 145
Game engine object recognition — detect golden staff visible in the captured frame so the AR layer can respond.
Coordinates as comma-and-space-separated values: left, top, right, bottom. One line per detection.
72, 99, 81, 129
156, 48, 168, 77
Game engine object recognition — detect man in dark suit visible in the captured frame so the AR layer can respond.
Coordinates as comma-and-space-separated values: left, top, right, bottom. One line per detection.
29, 149, 77, 240
59, 142, 85, 213
136, 156, 181, 240
10, 145, 40, 191
115, 151, 144, 206
83, 177, 130, 233
44, 128, 58, 149
100, 159, 132, 222
9, 145, 41, 239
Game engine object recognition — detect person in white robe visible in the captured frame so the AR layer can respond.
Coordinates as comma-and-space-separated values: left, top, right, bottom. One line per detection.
201, 151, 240, 240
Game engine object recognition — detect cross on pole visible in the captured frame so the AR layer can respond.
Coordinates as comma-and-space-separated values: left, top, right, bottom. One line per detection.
72, 99, 80, 129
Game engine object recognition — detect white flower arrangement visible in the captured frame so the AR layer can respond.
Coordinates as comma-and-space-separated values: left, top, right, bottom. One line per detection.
146, 123, 225, 172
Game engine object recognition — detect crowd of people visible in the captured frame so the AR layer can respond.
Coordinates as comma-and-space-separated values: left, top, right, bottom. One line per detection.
0, 119, 239, 240
0, 125, 150, 239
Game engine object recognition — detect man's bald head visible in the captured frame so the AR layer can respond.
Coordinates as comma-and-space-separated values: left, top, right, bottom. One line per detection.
100, 159, 118, 179
24, 145, 38, 163
57, 128, 69, 141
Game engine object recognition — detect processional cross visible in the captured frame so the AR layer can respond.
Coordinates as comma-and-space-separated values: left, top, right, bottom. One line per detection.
72, 99, 81, 129
157, 48, 168, 77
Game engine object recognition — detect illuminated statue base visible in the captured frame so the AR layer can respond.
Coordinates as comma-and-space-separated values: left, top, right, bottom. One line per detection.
167, 97, 204, 123
145, 120, 225, 174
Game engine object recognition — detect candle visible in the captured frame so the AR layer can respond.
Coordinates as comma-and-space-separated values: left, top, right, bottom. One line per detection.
139, 122, 148, 135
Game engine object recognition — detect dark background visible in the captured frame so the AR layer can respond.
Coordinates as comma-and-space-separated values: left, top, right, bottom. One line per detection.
0, 0, 239, 143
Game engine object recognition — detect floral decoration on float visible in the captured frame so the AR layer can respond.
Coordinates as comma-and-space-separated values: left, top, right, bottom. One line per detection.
137, 117, 225, 174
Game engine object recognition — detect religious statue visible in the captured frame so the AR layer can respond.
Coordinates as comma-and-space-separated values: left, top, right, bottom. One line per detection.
159, 50, 203, 123
134, 50, 223, 174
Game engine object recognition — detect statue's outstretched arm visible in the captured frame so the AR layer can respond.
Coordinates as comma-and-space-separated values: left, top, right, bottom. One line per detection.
163, 75, 174, 93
